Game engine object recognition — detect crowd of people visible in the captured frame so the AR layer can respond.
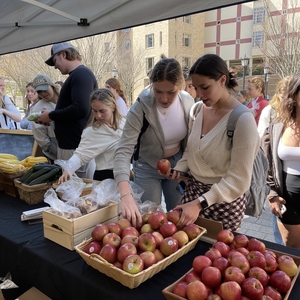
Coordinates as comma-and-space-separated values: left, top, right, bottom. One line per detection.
1, 41, 299, 249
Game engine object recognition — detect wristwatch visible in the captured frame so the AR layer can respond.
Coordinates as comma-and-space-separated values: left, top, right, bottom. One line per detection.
198, 196, 208, 209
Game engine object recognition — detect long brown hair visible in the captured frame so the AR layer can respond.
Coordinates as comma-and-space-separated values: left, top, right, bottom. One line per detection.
105, 78, 127, 105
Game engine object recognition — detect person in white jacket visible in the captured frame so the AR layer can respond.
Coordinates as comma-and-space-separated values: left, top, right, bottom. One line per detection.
57, 88, 125, 182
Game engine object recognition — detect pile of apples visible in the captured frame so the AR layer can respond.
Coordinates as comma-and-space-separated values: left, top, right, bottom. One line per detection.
171, 230, 299, 300
84, 210, 203, 274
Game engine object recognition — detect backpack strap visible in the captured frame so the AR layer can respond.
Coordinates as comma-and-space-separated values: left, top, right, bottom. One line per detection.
226, 104, 251, 150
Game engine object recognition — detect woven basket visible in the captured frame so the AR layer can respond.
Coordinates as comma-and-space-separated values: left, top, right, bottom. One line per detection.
14, 179, 52, 204
0, 171, 24, 197
75, 225, 207, 289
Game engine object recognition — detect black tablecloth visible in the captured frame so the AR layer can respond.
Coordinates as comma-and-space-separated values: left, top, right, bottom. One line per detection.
1, 191, 300, 300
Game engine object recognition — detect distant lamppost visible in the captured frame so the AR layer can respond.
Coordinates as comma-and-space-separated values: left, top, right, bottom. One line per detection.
241, 55, 250, 90
112, 68, 118, 78
264, 66, 270, 100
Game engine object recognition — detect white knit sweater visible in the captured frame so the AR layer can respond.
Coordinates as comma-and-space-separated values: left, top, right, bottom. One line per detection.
175, 105, 259, 206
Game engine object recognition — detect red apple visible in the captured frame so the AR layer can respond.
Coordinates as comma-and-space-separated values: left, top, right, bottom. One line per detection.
219, 281, 242, 300
265, 249, 277, 259
241, 277, 264, 300
186, 280, 208, 300
269, 270, 292, 293
217, 229, 234, 245
173, 281, 188, 298
139, 251, 157, 268
102, 232, 121, 249
121, 234, 139, 247
107, 222, 122, 236
117, 218, 132, 231
84, 241, 101, 255
157, 159, 171, 174
183, 223, 201, 240
152, 231, 164, 248
184, 270, 201, 283
278, 255, 298, 277
117, 242, 137, 263
248, 238, 266, 253
148, 211, 167, 230
138, 232, 157, 252
121, 226, 139, 238
213, 257, 230, 277
160, 237, 178, 256
201, 266, 222, 288
172, 230, 189, 248
192, 255, 212, 275
264, 285, 283, 300
153, 249, 165, 262
224, 266, 245, 285
227, 249, 245, 263
248, 267, 269, 287
264, 252, 278, 273
113, 260, 123, 269
159, 221, 177, 237
260, 296, 273, 300
236, 247, 249, 257
91, 223, 108, 242
140, 223, 154, 233
233, 234, 249, 248
205, 248, 222, 262
247, 250, 266, 268
99, 244, 117, 264
167, 209, 181, 225
122, 254, 144, 274
142, 211, 153, 224
230, 252, 250, 274
212, 241, 230, 258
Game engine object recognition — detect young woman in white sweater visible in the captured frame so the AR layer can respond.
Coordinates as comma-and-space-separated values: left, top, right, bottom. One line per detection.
167, 54, 260, 231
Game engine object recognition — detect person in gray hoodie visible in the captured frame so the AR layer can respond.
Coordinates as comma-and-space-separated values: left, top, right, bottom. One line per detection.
113, 57, 194, 227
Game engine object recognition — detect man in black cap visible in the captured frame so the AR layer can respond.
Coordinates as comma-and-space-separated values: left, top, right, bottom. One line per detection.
38, 42, 97, 178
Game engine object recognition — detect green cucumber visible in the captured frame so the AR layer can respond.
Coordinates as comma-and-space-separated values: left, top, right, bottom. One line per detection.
32, 163, 60, 172
23, 167, 53, 185
18, 168, 35, 183
28, 168, 61, 186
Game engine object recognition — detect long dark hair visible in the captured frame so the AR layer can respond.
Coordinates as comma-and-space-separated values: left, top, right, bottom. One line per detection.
190, 54, 238, 91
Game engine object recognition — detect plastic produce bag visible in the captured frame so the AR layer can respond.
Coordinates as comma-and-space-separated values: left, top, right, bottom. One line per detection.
27, 111, 42, 121
55, 176, 86, 202
44, 188, 82, 219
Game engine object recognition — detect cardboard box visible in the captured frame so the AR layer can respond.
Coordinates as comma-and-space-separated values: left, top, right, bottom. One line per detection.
43, 201, 119, 250
162, 218, 300, 300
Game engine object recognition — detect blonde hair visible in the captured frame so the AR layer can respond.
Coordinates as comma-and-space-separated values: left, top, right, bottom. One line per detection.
88, 88, 122, 130
105, 78, 127, 105
269, 76, 291, 115
248, 77, 265, 96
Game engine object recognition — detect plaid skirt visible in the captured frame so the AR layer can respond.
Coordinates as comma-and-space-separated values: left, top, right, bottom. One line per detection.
181, 176, 246, 231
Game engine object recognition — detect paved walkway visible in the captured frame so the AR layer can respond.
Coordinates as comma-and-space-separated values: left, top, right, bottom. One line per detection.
240, 200, 276, 243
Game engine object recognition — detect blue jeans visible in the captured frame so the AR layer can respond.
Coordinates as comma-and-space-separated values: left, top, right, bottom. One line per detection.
273, 214, 284, 245
133, 150, 183, 211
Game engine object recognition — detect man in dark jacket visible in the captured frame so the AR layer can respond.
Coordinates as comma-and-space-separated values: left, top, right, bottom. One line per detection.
38, 42, 97, 178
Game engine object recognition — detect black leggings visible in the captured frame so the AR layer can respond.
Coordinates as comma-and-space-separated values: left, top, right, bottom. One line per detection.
280, 171, 300, 225
93, 169, 114, 181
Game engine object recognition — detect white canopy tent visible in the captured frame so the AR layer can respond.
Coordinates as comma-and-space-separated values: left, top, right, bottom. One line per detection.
0, 0, 253, 55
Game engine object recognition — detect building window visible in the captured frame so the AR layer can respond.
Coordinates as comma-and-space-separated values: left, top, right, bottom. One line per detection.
252, 31, 264, 47
253, 7, 265, 24
104, 42, 110, 52
160, 31, 162, 46
122, 28, 131, 32
146, 57, 155, 74
124, 40, 131, 51
183, 15, 192, 24
182, 57, 191, 69
182, 34, 191, 47
146, 34, 154, 48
